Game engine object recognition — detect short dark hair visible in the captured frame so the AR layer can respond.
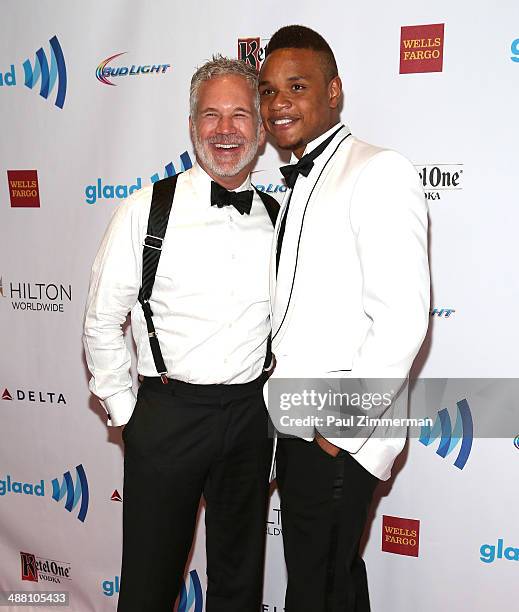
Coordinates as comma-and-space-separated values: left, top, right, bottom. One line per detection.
265, 25, 338, 82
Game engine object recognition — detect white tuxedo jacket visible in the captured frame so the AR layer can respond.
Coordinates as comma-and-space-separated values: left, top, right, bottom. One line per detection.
267, 125, 430, 480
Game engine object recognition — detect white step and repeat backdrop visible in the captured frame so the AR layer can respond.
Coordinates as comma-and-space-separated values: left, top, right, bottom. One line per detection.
1, 1, 519, 610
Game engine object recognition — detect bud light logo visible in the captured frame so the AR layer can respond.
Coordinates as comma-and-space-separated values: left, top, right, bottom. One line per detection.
95, 52, 171, 86
23, 35, 67, 109
419, 398, 473, 469
51, 465, 89, 522
178, 570, 203, 612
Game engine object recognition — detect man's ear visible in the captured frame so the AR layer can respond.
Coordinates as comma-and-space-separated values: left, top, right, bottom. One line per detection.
258, 121, 266, 147
188, 115, 193, 133
328, 76, 342, 109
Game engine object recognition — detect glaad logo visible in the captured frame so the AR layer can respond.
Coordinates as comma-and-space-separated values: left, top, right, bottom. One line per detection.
96, 52, 171, 86
1, 276, 72, 313
178, 570, 203, 612
480, 539, 519, 563
419, 398, 473, 469
430, 308, 455, 318
415, 164, 463, 201
511, 39, 519, 62
0, 475, 44, 497
102, 576, 120, 597
20, 552, 71, 584
51, 465, 89, 522
0, 35, 67, 109
85, 152, 193, 205
238, 37, 270, 71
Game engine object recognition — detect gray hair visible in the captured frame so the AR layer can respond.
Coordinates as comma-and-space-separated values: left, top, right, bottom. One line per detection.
189, 54, 260, 118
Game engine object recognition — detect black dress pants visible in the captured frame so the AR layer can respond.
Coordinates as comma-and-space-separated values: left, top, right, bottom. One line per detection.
117, 375, 272, 612
276, 438, 379, 612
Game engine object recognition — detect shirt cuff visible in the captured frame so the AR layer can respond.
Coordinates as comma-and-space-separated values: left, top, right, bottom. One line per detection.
101, 388, 137, 427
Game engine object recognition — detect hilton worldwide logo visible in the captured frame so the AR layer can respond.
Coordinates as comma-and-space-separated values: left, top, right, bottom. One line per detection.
0, 276, 72, 313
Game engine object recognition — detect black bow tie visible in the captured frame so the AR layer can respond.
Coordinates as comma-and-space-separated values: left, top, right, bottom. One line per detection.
279, 126, 343, 189
210, 181, 253, 215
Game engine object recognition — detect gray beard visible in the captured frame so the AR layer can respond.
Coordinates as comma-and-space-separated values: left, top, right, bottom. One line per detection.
192, 128, 259, 178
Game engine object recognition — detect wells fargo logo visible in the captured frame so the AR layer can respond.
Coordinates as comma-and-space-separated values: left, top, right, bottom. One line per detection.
7, 170, 40, 208
381, 515, 420, 557
400, 23, 445, 74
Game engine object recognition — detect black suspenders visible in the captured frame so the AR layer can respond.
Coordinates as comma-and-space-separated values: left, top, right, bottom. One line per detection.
138, 174, 279, 383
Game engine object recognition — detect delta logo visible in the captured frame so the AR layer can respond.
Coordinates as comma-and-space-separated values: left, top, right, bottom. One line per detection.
85, 151, 192, 205
419, 398, 473, 470
414, 164, 463, 201
382, 515, 420, 557
7, 170, 40, 208
110, 489, 122, 502
20, 551, 71, 585
95, 52, 171, 86
0, 464, 89, 523
238, 37, 270, 71
0, 35, 67, 109
1, 386, 66, 404
400, 24, 445, 74
0, 276, 72, 313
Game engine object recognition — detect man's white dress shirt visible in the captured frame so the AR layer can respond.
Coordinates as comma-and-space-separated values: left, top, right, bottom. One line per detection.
84, 163, 274, 426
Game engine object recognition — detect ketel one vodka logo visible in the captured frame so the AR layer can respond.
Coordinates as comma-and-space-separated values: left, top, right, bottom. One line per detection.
238, 37, 270, 71
415, 164, 464, 200
20, 551, 71, 584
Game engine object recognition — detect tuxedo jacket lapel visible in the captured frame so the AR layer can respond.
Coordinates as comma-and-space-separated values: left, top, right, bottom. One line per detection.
271, 127, 352, 344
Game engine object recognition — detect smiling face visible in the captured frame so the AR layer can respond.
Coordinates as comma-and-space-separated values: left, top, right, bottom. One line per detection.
259, 48, 341, 158
190, 74, 265, 189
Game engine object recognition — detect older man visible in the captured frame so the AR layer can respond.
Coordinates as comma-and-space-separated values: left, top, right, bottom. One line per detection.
84, 56, 278, 611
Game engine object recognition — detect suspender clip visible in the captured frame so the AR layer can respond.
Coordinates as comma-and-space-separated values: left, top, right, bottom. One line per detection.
143, 234, 164, 250
159, 373, 169, 385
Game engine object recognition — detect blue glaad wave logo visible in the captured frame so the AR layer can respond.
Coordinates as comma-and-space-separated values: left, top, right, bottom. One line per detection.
178, 570, 203, 612
51, 464, 89, 522
23, 35, 67, 109
514, 435, 519, 450
85, 152, 193, 205
419, 398, 473, 469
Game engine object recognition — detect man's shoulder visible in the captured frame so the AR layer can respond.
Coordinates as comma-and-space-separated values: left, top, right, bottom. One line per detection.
336, 136, 415, 176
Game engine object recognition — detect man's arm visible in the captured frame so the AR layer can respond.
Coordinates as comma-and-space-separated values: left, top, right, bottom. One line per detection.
348, 149, 430, 378
83, 190, 149, 426
320, 150, 430, 455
